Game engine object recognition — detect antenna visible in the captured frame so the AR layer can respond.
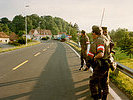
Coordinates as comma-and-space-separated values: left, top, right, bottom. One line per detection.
100, 8, 105, 27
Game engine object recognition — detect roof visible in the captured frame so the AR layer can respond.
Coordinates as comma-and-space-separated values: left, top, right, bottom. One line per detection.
42, 30, 52, 35
0, 32, 9, 38
29, 29, 35, 35
9, 32, 19, 41
29, 29, 52, 35
58, 32, 66, 35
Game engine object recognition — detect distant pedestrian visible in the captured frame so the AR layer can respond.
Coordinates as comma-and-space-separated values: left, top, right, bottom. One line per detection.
79, 30, 90, 70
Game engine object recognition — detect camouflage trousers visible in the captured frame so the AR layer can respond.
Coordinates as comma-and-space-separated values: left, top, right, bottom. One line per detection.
81, 51, 90, 68
89, 64, 109, 98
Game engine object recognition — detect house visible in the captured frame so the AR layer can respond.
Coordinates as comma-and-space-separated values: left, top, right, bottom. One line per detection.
40, 30, 52, 39
9, 32, 19, 41
29, 29, 52, 40
0, 32, 10, 43
29, 29, 40, 40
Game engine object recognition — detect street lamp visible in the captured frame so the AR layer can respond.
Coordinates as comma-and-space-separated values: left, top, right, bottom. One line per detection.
25, 5, 29, 46
39, 21, 41, 34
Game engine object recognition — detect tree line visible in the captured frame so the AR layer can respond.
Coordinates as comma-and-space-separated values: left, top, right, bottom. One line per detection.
0, 14, 79, 40
109, 28, 133, 58
0, 14, 133, 57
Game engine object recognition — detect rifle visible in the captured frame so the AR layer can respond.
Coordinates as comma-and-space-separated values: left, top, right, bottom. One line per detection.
100, 8, 105, 27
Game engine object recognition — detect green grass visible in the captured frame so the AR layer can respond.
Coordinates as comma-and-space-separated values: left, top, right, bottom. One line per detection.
110, 71, 133, 99
113, 48, 133, 69
0, 41, 40, 53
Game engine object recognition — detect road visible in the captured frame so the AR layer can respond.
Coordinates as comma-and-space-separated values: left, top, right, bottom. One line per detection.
0, 40, 127, 100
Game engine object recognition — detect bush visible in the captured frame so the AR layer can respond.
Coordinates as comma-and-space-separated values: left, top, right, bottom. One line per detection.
41, 36, 49, 40
17, 37, 26, 44
8, 41, 21, 46
27, 39, 32, 43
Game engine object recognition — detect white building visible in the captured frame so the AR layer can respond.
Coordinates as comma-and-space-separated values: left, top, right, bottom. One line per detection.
29, 29, 52, 40
0, 32, 10, 43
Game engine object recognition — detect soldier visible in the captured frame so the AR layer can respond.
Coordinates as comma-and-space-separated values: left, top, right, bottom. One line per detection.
88, 25, 110, 100
102, 27, 115, 54
79, 30, 90, 70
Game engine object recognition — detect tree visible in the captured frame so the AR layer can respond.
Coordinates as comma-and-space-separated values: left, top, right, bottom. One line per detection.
0, 17, 11, 24
119, 31, 133, 58
12, 15, 25, 34
29, 14, 40, 29
74, 23, 79, 32
54, 17, 63, 32
44, 16, 59, 34
0, 23, 10, 33
27, 16, 33, 33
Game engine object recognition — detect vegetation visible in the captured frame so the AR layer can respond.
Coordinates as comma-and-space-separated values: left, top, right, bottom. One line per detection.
110, 71, 133, 100
0, 14, 79, 42
0, 41, 40, 53
41, 36, 49, 40
109, 28, 133, 58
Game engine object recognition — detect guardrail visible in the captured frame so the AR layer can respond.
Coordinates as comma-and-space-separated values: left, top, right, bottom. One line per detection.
67, 41, 133, 79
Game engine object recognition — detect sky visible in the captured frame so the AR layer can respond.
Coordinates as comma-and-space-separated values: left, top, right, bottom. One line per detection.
0, 0, 133, 33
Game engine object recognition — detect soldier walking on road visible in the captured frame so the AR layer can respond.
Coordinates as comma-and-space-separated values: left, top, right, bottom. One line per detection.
79, 30, 90, 70
88, 25, 110, 100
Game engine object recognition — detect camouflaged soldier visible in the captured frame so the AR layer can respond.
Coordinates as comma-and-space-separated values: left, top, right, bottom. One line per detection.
88, 25, 110, 100
102, 27, 115, 54
79, 30, 90, 70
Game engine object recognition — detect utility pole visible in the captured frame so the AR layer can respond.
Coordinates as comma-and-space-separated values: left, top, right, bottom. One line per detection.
25, 5, 29, 46
69, 22, 71, 35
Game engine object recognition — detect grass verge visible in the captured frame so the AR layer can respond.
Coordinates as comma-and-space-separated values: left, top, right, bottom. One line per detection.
110, 71, 133, 100
0, 41, 40, 53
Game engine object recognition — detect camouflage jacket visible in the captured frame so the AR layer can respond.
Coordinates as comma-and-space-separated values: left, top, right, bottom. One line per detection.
87, 37, 110, 59
80, 35, 90, 53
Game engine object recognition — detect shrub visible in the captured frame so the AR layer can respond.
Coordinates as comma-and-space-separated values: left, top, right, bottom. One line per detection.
17, 37, 26, 44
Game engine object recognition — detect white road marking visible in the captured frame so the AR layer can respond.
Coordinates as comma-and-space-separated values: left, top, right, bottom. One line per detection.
34, 52, 41, 56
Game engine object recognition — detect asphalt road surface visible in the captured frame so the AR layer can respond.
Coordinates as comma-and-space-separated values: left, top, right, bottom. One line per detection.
0, 40, 128, 100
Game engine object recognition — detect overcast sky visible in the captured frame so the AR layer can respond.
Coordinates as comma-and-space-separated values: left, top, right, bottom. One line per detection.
0, 0, 133, 32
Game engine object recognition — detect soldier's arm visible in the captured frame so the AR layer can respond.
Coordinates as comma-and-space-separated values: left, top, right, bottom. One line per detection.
86, 35, 90, 44
94, 40, 105, 61
94, 52, 104, 61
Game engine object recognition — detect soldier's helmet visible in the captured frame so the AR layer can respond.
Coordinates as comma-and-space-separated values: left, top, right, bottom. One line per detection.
81, 30, 86, 35
102, 27, 107, 32
92, 25, 102, 35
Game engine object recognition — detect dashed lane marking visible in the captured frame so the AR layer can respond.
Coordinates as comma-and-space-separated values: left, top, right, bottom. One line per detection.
12, 60, 28, 70
34, 52, 41, 56
43, 49, 46, 51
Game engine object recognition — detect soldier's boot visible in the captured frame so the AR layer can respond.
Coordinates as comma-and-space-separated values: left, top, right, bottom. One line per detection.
92, 95, 99, 100
102, 94, 107, 100
98, 92, 102, 99
79, 65, 83, 70
83, 67, 89, 71
98, 88, 102, 99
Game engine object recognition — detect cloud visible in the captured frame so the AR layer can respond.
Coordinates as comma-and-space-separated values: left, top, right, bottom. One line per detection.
0, 0, 133, 32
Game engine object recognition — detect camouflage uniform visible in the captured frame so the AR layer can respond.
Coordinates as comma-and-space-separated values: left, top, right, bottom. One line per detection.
102, 27, 115, 54
80, 34, 90, 68
88, 26, 110, 100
